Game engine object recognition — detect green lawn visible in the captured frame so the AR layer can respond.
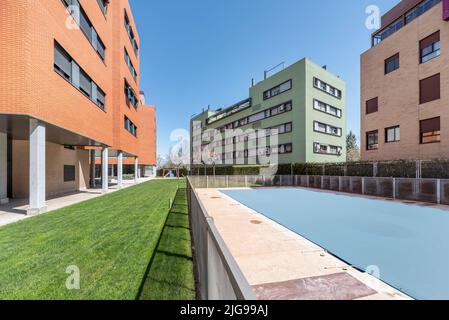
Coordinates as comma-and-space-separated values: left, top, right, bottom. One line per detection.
0, 179, 185, 300
138, 188, 196, 300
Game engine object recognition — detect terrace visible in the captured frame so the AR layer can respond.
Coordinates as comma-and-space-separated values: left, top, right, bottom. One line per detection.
372, 0, 441, 46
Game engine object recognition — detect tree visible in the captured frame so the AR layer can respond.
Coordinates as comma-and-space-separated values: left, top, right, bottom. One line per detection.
346, 131, 360, 162
156, 155, 166, 169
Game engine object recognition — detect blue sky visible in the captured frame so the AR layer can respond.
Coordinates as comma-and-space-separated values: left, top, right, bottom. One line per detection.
130, 0, 397, 157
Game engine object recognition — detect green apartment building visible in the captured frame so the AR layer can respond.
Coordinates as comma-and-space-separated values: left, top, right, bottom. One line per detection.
190, 58, 346, 166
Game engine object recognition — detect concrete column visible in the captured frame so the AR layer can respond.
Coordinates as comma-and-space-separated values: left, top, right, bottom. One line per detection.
101, 147, 109, 192
0, 132, 9, 204
90, 149, 96, 188
117, 151, 123, 188
134, 157, 139, 183
28, 120, 46, 215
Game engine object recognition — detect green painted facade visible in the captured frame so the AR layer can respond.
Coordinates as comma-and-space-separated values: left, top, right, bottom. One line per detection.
190, 58, 346, 165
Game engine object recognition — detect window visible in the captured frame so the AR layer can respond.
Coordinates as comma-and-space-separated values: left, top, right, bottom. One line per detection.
313, 78, 342, 99
314, 122, 327, 133
269, 122, 292, 136
420, 117, 440, 144
79, 69, 92, 98
79, 7, 91, 39
385, 54, 399, 74
54, 43, 72, 81
313, 99, 342, 118
420, 74, 440, 104
314, 121, 342, 137
271, 143, 293, 155
64, 165, 76, 182
124, 48, 137, 81
54, 41, 106, 110
385, 126, 400, 143
221, 122, 292, 146
420, 31, 440, 63
313, 142, 342, 155
97, 87, 106, 110
366, 97, 378, 114
62, 0, 106, 61
366, 130, 379, 150
124, 80, 138, 108
97, 0, 108, 15
124, 11, 139, 56
97, 38, 106, 61
263, 80, 292, 100
124, 117, 138, 137
248, 112, 265, 123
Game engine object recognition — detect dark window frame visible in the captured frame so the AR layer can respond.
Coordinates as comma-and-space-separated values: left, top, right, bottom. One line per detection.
313, 121, 342, 137
61, 0, 106, 61
420, 117, 441, 144
313, 77, 342, 99
54, 41, 106, 111
54, 42, 72, 81
366, 130, 379, 151
124, 79, 138, 109
124, 48, 138, 82
124, 116, 138, 137
124, 10, 139, 57
313, 142, 343, 156
263, 80, 292, 100
420, 31, 440, 64
385, 126, 400, 143
313, 99, 342, 118
385, 53, 400, 74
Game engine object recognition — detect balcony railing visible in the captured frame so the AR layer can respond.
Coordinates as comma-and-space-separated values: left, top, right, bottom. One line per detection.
206, 99, 252, 125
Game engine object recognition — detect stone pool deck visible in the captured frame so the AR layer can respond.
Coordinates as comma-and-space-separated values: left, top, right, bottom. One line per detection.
196, 188, 412, 300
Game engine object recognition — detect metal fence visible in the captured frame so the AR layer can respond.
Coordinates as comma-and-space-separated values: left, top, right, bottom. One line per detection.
187, 178, 256, 300
189, 175, 449, 206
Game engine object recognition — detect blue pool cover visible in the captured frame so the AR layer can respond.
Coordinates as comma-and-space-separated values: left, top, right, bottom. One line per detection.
221, 188, 449, 300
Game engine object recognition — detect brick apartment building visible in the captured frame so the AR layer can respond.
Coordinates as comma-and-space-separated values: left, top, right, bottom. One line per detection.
361, 0, 449, 161
0, 0, 156, 214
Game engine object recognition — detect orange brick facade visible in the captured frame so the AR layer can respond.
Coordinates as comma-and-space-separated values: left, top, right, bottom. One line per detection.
0, 0, 156, 202
361, 1, 449, 161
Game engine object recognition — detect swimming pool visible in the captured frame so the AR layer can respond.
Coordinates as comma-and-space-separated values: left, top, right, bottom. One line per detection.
221, 188, 449, 300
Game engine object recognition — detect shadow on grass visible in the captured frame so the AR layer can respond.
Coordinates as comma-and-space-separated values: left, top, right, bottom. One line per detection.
137, 188, 196, 300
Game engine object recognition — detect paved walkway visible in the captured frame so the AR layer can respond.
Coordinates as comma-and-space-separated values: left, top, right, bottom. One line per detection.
0, 177, 154, 228
196, 188, 412, 300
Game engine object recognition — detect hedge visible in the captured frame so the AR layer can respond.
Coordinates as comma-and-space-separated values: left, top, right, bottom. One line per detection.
184, 159, 449, 179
